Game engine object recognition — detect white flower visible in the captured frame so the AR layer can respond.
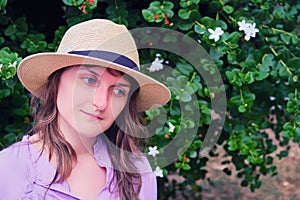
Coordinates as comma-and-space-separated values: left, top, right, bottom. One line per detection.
269, 96, 276, 101
148, 146, 159, 157
275, 80, 280, 84
208, 27, 224, 42
154, 166, 163, 177
0, 64, 3, 72
168, 122, 175, 133
244, 23, 259, 41
238, 20, 259, 41
238, 20, 248, 31
148, 54, 164, 72
270, 105, 276, 111
244, 33, 251, 41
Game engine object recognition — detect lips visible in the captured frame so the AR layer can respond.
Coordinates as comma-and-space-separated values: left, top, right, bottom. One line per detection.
81, 110, 103, 120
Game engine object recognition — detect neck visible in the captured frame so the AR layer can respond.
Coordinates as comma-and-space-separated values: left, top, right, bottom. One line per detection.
57, 115, 97, 155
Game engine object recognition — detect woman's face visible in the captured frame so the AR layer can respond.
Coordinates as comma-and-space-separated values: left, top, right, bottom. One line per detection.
56, 65, 131, 139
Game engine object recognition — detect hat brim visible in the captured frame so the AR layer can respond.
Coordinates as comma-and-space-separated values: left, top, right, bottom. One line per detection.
17, 53, 171, 112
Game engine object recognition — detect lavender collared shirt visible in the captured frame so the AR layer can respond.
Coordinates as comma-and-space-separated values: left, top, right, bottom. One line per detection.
0, 136, 157, 200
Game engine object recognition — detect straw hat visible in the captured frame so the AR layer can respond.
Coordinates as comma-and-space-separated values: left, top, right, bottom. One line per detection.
17, 19, 171, 112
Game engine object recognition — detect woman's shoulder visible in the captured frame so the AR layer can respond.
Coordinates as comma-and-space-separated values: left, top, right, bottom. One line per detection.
0, 135, 36, 198
130, 154, 158, 200
0, 135, 34, 178
137, 159, 158, 200
0, 136, 32, 159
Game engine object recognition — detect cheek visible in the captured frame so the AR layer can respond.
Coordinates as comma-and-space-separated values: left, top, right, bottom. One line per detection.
56, 72, 78, 116
56, 82, 74, 117
110, 98, 128, 118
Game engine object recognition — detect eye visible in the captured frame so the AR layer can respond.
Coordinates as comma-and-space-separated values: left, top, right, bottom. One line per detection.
113, 87, 126, 96
83, 77, 97, 85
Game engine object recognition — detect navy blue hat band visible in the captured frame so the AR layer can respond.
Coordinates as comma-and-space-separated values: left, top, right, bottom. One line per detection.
69, 50, 139, 71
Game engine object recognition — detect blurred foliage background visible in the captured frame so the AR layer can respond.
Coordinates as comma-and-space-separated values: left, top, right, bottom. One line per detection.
0, 0, 299, 199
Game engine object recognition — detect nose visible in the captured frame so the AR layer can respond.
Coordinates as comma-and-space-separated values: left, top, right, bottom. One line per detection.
93, 86, 109, 111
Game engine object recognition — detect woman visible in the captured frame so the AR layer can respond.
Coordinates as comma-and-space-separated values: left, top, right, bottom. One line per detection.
0, 19, 170, 200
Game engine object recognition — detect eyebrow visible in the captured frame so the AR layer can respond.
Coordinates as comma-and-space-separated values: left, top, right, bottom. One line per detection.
85, 68, 100, 76
114, 83, 131, 88
79, 67, 131, 88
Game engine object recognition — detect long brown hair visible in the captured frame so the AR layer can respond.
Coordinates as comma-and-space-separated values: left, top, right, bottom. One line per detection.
29, 66, 146, 200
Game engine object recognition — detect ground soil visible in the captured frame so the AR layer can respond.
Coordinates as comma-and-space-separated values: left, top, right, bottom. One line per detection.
167, 130, 300, 200
200, 131, 300, 200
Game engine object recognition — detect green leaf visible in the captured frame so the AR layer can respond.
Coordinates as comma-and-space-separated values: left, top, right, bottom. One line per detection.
228, 95, 242, 105
194, 24, 206, 34
150, 1, 161, 7
15, 17, 28, 35
192, 76, 203, 91
291, 35, 298, 45
0, 89, 10, 99
176, 62, 194, 75
176, 75, 188, 86
244, 92, 256, 103
255, 70, 269, 81
142, 9, 155, 22
277, 150, 288, 159
189, 150, 197, 158
4, 78, 17, 89
180, 91, 192, 102
286, 57, 300, 71
175, 162, 182, 168
278, 62, 290, 78
223, 5, 234, 14
200, 105, 211, 114
182, 163, 191, 170
163, 1, 174, 10
178, 8, 190, 19
238, 105, 246, 113
200, 16, 213, 27
179, 0, 200, 7
179, 0, 191, 8
243, 72, 255, 84
227, 31, 241, 44
0, 0, 7, 10
280, 33, 290, 45
260, 3, 270, 10
273, 6, 285, 19
255, 54, 272, 80
62, 0, 84, 6
228, 138, 238, 151
227, 52, 237, 64
189, 10, 201, 21
241, 180, 248, 187
262, 54, 274, 66
4, 25, 16, 36
225, 69, 243, 87
163, 9, 174, 18
191, 0, 200, 4
177, 20, 193, 31
170, 105, 180, 116
209, 1, 223, 12
62, 0, 73, 6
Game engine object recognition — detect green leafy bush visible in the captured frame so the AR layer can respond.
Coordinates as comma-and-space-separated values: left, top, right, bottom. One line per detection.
0, 0, 299, 199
